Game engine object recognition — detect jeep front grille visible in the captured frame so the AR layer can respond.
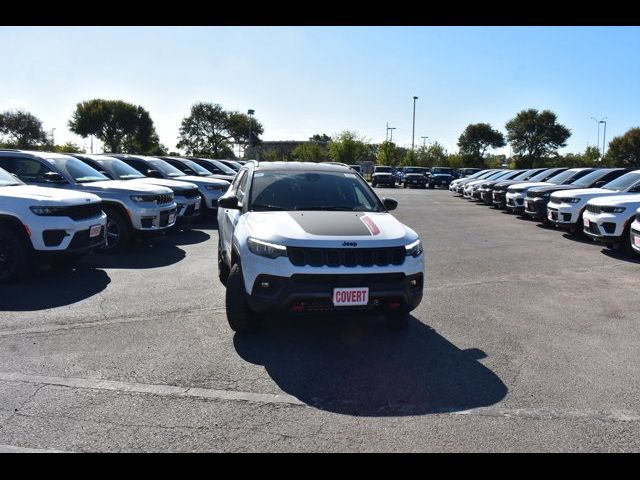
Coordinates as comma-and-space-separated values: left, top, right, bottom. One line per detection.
287, 246, 406, 268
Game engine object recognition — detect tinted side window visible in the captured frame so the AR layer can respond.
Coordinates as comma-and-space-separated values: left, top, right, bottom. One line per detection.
123, 159, 149, 174
236, 170, 249, 204
3, 157, 53, 183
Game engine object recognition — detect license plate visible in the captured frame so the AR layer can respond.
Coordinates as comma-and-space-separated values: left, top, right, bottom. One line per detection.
168, 213, 176, 224
583, 217, 590, 227
635, 235, 640, 247
332, 287, 369, 307
89, 224, 102, 238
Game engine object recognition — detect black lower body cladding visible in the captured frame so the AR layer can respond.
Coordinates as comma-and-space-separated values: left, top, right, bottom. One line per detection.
524, 198, 548, 220
246, 272, 424, 315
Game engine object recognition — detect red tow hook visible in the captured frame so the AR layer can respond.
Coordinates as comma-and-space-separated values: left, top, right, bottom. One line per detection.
290, 302, 305, 312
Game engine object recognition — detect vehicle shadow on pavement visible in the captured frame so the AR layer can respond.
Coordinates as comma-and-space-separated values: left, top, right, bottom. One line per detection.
83, 242, 186, 270
233, 315, 508, 417
0, 264, 110, 311
601, 248, 640, 264
191, 217, 219, 231
165, 228, 211, 246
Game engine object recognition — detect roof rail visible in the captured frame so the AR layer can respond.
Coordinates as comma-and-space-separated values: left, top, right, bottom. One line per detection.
245, 159, 259, 166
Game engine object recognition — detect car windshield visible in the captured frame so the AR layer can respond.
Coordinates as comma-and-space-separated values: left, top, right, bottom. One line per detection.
53, 158, 109, 183
432, 168, 452, 174
147, 159, 185, 178
603, 171, 640, 192
102, 159, 146, 180
0, 168, 22, 186
486, 171, 508, 180
375, 167, 392, 173
250, 171, 384, 212
498, 170, 523, 180
466, 170, 487, 179
511, 169, 536, 180
548, 169, 589, 185
179, 159, 212, 176
571, 169, 612, 188
405, 168, 426, 174
222, 161, 242, 171
527, 169, 562, 182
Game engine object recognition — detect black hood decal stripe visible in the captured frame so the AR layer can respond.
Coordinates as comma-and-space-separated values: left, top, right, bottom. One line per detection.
288, 211, 372, 236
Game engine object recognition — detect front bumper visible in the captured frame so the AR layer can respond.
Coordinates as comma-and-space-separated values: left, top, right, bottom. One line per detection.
372, 176, 396, 186
546, 202, 579, 228
506, 192, 526, 211
404, 177, 427, 187
479, 189, 494, 204
524, 197, 549, 219
174, 196, 201, 222
246, 272, 424, 315
492, 190, 507, 207
27, 212, 108, 253
582, 210, 627, 242
129, 203, 178, 231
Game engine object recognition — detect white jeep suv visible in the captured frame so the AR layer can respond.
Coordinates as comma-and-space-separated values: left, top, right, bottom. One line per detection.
582, 193, 640, 254
217, 162, 425, 332
0, 166, 106, 282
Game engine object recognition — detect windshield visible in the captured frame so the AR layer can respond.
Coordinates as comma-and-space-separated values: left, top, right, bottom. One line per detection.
53, 158, 109, 183
466, 170, 487, 179
206, 160, 236, 175
603, 171, 640, 192
249, 171, 384, 212
511, 169, 537, 181
179, 159, 212, 176
147, 159, 185, 178
571, 169, 612, 188
375, 167, 392, 173
527, 169, 562, 182
0, 168, 22, 186
405, 167, 426, 174
101, 159, 146, 180
485, 170, 509, 180
223, 161, 242, 171
498, 170, 523, 180
432, 168, 452, 174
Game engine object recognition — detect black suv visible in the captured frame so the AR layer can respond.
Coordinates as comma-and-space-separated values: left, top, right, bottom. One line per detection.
428, 167, 455, 188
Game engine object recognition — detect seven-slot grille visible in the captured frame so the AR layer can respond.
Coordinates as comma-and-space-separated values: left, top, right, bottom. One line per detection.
586, 204, 602, 214
57, 202, 103, 220
287, 246, 405, 268
178, 188, 200, 199
155, 194, 173, 205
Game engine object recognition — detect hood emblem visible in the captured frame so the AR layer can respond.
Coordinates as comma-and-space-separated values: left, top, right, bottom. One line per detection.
342, 241, 357, 247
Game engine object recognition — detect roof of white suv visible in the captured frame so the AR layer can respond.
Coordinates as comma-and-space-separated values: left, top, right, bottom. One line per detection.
254, 161, 351, 172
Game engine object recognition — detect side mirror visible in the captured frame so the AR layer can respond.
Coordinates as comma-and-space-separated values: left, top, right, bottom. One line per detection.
43, 171, 67, 184
382, 197, 398, 211
218, 195, 239, 209
594, 180, 606, 188
146, 169, 162, 178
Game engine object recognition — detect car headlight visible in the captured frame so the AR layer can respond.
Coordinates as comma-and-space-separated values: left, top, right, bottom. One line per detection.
30, 206, 66, 216
602, 206, 626, 213
543, 193, 551, 198
559, 197, 580, 204
247, 238, 288, 259
205, 185, 225, 191
405, 239, 423, 257
130, 194, 158, 203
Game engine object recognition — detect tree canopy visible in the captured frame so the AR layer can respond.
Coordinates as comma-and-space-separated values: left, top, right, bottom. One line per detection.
0, 109, 49, 148
68, 99, 163, 154
505, 109, 571, 168
604, 128, 640, 168
327, 131, 369, 164
457, 123, 506, 168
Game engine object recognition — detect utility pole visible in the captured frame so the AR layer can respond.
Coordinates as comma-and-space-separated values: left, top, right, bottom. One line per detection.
247, 109, 255, 159
386, 122, 389, 141
421, 136, 428, 148
601, 119, 607, 158
388, 127, 396, 142
411, 96, 418, 151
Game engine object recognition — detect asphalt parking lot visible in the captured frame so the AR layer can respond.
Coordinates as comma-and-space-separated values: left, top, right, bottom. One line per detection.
1, 187, 639, 452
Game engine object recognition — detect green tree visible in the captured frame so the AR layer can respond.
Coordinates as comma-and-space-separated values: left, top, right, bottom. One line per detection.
68, 99, 162, 154
52, 142, 85, 154
310, 133, 331, 143
604, 128, 640, 168
484, 154, 507, 168
446, 153, 464, 169
327, 131, 368, 164
376, 141, 396, 165
227, 111, 264, 157
0, 109, 48, 148
292, 142, 325, 162
505, 109, 571, 168
457, 123, 506, 167
177, 102, 231, 157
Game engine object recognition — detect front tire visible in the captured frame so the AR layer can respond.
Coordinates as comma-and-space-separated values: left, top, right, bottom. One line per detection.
218, 241, 230, 286
225, 262, 261, 333
0, 226, 31, 283
99, 208, 131, 253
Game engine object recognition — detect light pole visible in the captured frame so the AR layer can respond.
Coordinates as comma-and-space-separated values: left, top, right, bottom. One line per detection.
601, 118, 608, 158
388, 127, 396, 142
411, 96, 418, 151
421, 136, 428, 148
51, 128, 56, 146
247, 109, 255, 159
591, 117, 607, 158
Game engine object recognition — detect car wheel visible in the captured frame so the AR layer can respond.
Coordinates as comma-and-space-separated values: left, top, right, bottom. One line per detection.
218, 240, 230, 286
384, 311, 409, 330
372, 182, 377, 188
0, 226, 31, 283
99, 208, 131, 253
225, 262, 261, 333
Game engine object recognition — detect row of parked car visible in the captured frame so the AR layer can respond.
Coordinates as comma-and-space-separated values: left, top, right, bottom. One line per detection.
0, 149, 248, 282
371, 166, 480, 189
449, 166, 640, 256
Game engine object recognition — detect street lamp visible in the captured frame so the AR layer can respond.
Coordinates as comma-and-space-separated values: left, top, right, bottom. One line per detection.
591, 116, 607, 158
411, 96, 418, 151
247, 109, 255, 159
421, 136, 428, 148
388, 127, 396, 142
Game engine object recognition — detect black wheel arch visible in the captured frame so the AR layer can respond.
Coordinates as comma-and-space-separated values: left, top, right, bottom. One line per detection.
0, 214, 34, 252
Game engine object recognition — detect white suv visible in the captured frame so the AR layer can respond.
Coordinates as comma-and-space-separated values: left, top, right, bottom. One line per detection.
630, 209, 640, 256
547, 170, 640, 234
0, 166, 106, 282
217, 162, 425, 332
582, 194, 640, 254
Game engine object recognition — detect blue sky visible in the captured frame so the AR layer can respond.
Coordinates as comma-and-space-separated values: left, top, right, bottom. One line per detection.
1, 26, 639, 155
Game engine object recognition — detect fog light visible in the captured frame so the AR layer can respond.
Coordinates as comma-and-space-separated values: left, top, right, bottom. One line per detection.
260, 281, 270, 288
410, 279, 418, 287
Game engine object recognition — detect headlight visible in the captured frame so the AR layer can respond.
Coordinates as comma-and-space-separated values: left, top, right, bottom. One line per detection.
405, 239, 423, 257
130, 194, 158, 203
559, 197, 580, 204
30, 206, 65, 216
543, 193, 551, 198
205, 185, 225, 191
602, 206, 626, 213
247, 238, 288, 259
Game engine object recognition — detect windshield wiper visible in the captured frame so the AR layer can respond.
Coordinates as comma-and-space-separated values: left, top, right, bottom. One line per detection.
298, 206, 359, 211
251, 204, 286, 211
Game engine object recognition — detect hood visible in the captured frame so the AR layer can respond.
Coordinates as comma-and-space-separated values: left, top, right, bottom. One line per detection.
373, 172, 393, 176
125, 178, 198, 192
550, 187, 613, 200
176, 175, 230, 187
76, 180, 173, 195
588, 193, 640, 208
508, 181, 551, 191
0, 185, 101, 205
528, 184, 580, 194
244, 211, 416, 248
